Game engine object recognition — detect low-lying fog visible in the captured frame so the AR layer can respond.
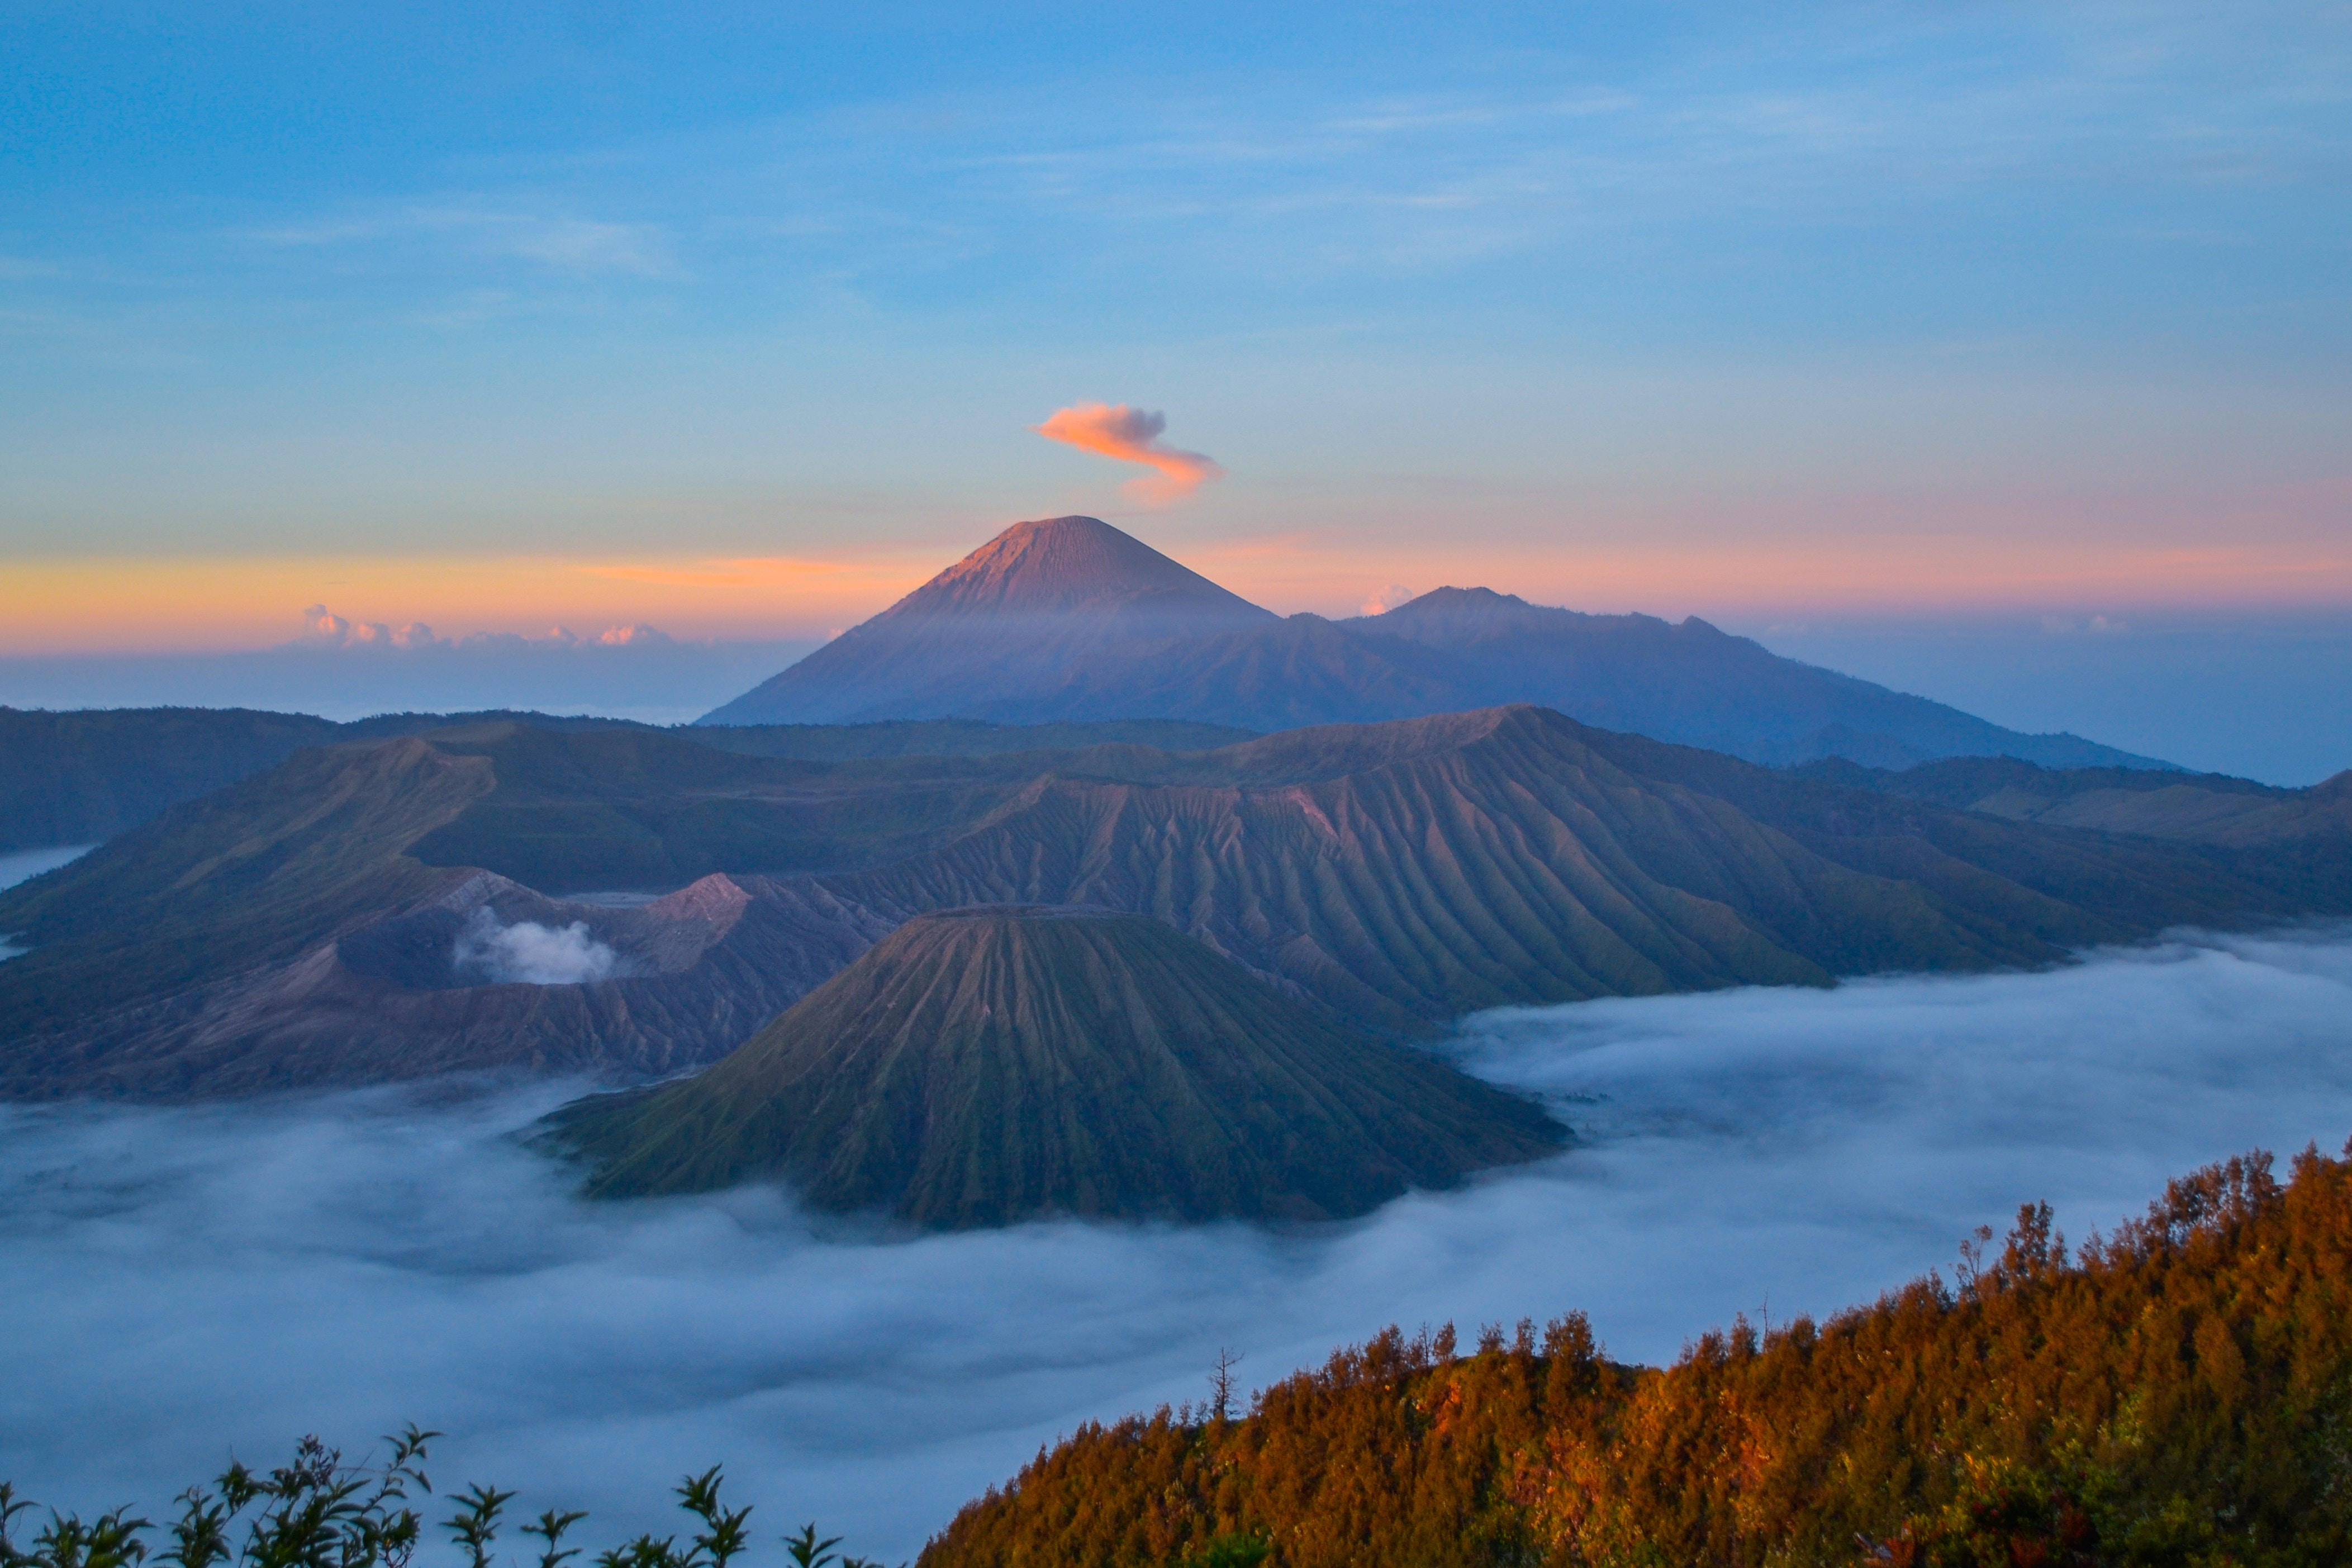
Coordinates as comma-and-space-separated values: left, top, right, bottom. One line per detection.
6, 929, 2350, 1562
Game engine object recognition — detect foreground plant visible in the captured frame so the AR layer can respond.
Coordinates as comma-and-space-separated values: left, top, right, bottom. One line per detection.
0, 1440, 891, 1568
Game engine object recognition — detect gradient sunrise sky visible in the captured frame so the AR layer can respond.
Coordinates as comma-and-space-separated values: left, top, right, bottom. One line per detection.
3, 2, 2348, 652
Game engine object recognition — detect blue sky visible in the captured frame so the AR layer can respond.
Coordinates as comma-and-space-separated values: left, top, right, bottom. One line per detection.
2, 2, 2349, 775
7, 2, 2345, 557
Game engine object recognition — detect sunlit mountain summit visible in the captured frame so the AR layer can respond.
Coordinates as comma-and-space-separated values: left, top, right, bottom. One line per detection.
702, 515, 1275, 726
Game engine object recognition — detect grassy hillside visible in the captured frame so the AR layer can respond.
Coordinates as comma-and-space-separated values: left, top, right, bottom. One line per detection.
0, 736, 490, 1045
0, 706, 343, 852
1804, 752, 2352, 848
552, 906, 1562, 1224
6, 705, 2345, 1100
0, 704, 1251, 855
830, 707, 2320, 1028
923, 1142, 2352, 1567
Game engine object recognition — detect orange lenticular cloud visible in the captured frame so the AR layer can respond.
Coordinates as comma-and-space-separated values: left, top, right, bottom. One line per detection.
1032, 404, 1224, 505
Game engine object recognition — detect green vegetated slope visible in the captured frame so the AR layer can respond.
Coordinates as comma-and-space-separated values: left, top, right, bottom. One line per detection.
0, 706, 344, 851
0, 736, 491, 1042
0, 702, 1253, 854
5, 705, 2345, 1100
1802, 752, 2352, 848
555, 906, 1562, 1225
79, 704, 2258, 1128
922, 1144, 2352, 1568
826, 706, 2324, 1028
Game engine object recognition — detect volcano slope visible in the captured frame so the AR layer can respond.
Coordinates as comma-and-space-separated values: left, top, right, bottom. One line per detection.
553, 906, 1564, 1225
704, 514, 1278, 726
0, 702, 1250, 852
2, 706, 2344, 1099
0, 725, 909, 1097
702, 515, 2159, 770
819, 705, 2339, 1029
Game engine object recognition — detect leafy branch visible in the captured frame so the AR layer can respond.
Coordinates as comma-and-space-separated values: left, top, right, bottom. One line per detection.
3, 1438, 892, 1568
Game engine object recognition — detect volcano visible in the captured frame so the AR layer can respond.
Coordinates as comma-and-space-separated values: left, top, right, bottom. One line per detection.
550, 904, 1565, 1227
698, 516, 2163, 770
701, 515, 1276, 726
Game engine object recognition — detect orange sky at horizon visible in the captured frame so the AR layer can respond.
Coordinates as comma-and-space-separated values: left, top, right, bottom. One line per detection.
4, 529, 2349, 654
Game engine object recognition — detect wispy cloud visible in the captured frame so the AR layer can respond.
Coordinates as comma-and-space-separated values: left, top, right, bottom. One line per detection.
254, 207, 675, 277
1033, 404, 1224, 505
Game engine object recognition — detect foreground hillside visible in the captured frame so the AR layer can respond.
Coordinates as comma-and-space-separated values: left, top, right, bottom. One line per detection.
924, 1143, 2352, 1567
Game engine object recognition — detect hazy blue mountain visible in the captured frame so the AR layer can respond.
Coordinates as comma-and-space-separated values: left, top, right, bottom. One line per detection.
699, 517, 2167, 771
702, 515, 1277, 726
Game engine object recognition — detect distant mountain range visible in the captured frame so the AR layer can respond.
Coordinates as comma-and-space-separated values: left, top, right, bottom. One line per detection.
6, 706, 2341, 1109
0, 517, 2170, 857
703, 515, 2165, 772
0, 705, 1251, 853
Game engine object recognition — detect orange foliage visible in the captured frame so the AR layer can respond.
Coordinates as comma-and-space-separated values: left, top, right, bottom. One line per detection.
923, 1146, 2352, 1567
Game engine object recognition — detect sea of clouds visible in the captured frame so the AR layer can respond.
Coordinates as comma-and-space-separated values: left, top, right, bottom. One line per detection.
3, 928, 2350, 1563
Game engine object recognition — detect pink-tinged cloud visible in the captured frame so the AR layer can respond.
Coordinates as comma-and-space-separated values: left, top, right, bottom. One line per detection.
1032, 404, 1224, 504
300, 604, 444, 648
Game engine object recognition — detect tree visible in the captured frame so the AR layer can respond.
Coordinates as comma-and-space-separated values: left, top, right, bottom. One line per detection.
1208, 1348, 1243, 1423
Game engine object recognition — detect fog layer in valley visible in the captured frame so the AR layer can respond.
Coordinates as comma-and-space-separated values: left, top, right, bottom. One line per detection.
4, 930, 2349, 1561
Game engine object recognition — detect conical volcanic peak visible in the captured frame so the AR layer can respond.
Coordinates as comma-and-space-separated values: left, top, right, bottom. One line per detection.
551, 904, 1563, 1228
696, 517, 1275, 726
887, 515, 1273, 623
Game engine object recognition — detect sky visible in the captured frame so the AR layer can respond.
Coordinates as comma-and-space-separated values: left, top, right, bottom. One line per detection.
4, 1, 2348, 659
5, 923, 2350, 1562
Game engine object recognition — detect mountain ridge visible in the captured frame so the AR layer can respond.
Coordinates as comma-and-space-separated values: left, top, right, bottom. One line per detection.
697, 517, 2166, 772
6, 704, 2340, 1101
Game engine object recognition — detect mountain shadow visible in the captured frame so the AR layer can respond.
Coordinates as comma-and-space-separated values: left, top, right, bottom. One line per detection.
699, 516, 2165, 771
550, 905, 1564, 1225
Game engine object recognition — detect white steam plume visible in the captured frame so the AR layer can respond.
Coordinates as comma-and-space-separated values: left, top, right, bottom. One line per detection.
453, 908, 628, 985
